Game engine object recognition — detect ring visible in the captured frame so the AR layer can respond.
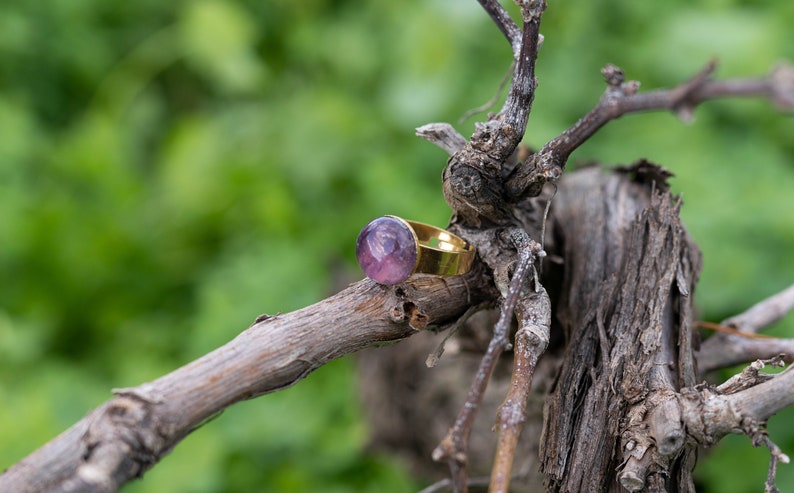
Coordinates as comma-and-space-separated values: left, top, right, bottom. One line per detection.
356, 215, 475, 285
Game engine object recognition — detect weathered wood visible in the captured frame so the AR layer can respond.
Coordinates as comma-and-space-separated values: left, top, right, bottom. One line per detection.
490, 285, 551, 492
5, 162, 791, 493
359, 165, 704, 492
538, 165, 702, 492
416, 123, 468, 155
0, 272, 496, 493
4, 0, 794, 489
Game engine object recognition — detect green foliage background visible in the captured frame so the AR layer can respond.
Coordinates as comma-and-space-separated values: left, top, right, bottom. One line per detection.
1, 1, 792, 491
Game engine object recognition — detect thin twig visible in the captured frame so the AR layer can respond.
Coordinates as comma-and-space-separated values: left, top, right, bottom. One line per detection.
426, 303, 488, 368
695, 321, 774, 339
716, 355, 785, 394
758, 433, 790, 493
744, 418, 791, 493
489, 285, 550, 493
499, 1, 545, 139
432, 230, 540, 493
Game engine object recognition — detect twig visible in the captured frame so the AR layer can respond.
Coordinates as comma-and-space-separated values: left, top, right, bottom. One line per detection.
499, 1, 545, 142
698, 284, 794, 372
696, 321, 774, 339
755, 433, 790, 493
441, 1, 545, 226
418, 0, 546, 160
432, 230, 540, 493
505, 61, 794, 200
489, 285, 550, 493
743, 411, 792, 493
426, 303, 488, 368
416, 123, 468, 156
716, 355, 785, 394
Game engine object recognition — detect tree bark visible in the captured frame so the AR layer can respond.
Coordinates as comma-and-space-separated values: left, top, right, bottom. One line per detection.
360, 162, 704, 492
539, 165, 701, 492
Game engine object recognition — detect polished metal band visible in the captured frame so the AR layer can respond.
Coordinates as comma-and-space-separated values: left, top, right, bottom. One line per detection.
396, 217, 475, 277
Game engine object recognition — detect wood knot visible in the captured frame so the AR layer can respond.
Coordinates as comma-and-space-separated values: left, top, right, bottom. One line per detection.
388, 301, 429, 329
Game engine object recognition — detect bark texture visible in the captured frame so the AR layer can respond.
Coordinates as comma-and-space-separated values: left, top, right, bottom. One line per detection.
540, 165, 701, 492
360, 163, 703, 492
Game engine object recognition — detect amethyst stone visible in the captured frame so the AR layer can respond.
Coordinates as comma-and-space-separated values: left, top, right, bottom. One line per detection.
356, 216, 418, 285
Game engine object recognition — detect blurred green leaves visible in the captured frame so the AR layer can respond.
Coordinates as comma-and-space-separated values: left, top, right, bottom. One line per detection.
0, 0, 792, 491
179, 1, 266, 94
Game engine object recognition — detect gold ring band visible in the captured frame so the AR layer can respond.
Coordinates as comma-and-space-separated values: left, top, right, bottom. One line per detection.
356, 215, 475, 285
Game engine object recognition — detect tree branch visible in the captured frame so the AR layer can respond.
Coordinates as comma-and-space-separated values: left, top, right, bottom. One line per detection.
0, 273, 496, 493
416, 123, 468, 156
698, 284, 794, 372
720, 283, 794, 334
441, 1, 545, 226
490, 285, 550, 493
680, 365, 794, 451
505, 61, 794, 201
432, 230, 541, 493
678, 357, 794, 491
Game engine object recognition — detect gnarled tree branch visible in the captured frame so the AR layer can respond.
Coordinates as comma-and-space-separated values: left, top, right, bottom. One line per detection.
505, 61, 794, 201
0, 273, 497, 493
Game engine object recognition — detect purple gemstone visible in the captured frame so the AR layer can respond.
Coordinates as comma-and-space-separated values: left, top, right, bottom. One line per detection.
356, 216, 417, 285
